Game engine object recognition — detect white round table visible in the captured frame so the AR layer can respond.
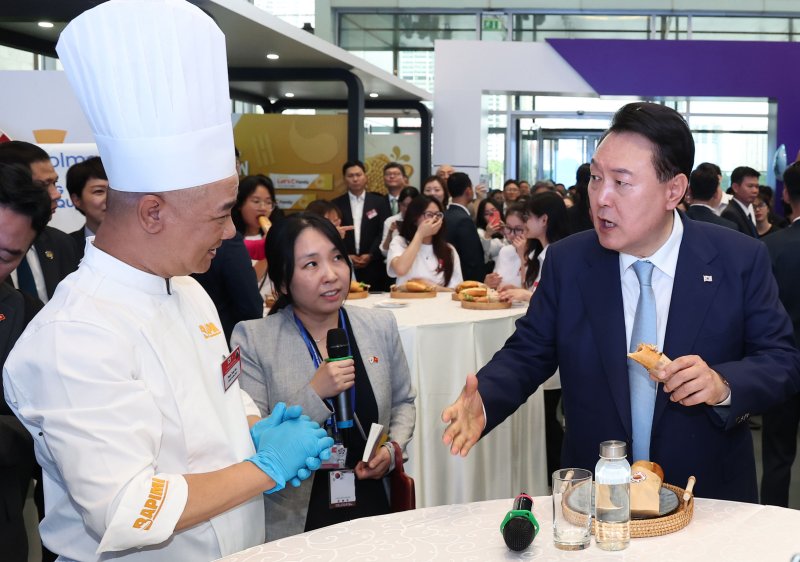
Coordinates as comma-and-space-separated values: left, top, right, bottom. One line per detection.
344, 292, 548, 508
217, 496, 800, 561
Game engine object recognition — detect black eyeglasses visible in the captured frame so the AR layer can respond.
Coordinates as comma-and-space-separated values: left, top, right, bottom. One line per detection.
503, 226, 525, 236
423, 211, 444, 220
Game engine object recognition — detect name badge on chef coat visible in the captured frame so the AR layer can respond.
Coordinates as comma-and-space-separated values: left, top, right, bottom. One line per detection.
221, 346, 242, 392
329, 469, 356, 508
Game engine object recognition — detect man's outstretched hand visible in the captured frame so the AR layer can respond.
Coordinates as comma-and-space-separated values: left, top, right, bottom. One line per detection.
441, 374, 485, 457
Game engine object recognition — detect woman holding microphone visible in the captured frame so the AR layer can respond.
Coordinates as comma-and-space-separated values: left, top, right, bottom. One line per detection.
232, 214, 416, 541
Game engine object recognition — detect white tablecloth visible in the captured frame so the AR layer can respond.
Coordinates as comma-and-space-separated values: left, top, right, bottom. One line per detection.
218, 496, 800, 561
344, 292, 548, 508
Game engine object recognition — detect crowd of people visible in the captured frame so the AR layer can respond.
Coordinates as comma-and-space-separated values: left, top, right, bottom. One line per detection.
1, 1, 800, 560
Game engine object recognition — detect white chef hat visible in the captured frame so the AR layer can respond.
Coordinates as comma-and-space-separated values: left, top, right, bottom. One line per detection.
56, 0, 235, 192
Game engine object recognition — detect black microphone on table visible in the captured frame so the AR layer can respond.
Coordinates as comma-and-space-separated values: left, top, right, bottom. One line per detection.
326, 328, 354, 429
500, 493, 539, 551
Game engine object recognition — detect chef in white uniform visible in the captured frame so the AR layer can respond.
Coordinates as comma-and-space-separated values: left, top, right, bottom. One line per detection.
2, 1, 332, 560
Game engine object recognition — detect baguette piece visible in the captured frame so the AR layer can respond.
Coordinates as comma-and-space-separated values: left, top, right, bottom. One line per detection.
627, 343, 671, 373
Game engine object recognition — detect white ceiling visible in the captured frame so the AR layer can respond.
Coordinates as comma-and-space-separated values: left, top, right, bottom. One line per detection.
0, 0, 431, 104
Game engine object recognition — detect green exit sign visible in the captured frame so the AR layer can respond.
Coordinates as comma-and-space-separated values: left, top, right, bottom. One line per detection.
482, 17, 505, 32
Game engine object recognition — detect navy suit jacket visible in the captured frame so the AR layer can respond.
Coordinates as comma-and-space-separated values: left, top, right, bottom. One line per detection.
478, 214, 800, 502
764, 223, 800, 348
445, 204, 486, 282
686, 205, 739, 231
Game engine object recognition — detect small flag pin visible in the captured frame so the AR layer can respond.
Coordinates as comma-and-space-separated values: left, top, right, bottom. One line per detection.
703, 275, 713, 283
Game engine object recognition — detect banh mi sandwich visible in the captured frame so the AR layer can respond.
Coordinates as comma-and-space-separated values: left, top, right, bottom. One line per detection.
349, 280, 370, 293
461, 289, 501, 303
455, 280, 485, 293
627, 343, 671, 373
459, 287, 487, 298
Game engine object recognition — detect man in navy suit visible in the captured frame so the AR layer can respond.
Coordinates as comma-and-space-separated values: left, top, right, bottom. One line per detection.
445, 172, 486, 282
721, 166, 761, 237
686, 163, 740, 231
761, 161, 800, 506
442, 102, 800, 502
333, 160, 392, 291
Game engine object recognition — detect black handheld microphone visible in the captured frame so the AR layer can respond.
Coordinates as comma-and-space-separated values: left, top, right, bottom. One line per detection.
326, 328, 353, 429
500, 493, 539, 552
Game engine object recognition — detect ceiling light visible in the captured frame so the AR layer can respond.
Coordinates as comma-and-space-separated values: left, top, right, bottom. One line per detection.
285, 92, 295, 98
38, 21, 54, 28
266, 53, 279, 60
369, 92, 379, 98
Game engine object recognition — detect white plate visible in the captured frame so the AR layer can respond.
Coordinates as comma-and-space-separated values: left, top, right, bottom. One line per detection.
511, 301, 528, 308
375, 300, 408, 309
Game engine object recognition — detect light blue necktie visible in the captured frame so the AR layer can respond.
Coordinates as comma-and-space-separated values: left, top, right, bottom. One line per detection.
629, 260, 657, 462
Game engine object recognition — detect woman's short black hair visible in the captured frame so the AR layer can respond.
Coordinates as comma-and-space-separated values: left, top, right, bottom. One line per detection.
266, 213, 353, 314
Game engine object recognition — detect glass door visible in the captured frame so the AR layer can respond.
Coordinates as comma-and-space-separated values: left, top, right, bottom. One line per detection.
518, 126, 602, 186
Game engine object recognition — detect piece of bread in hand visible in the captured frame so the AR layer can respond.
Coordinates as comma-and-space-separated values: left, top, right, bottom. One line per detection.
627, 343, 671, 373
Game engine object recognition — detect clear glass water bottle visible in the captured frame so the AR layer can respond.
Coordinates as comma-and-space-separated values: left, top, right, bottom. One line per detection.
594, 440, 631, 551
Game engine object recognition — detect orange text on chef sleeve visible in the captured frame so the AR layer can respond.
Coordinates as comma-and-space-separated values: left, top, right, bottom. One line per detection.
132, 477, 169, 530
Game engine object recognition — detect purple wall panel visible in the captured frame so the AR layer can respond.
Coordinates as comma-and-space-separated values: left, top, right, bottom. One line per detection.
549, 39, 800, 187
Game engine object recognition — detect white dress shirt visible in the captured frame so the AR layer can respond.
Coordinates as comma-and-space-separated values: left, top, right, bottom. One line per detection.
349, 191, 366, 254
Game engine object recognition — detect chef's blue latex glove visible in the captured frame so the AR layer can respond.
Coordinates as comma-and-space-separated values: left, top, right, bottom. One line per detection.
250, 402, 303, 445
249, 403, 328, 487
247, 409, 333, 493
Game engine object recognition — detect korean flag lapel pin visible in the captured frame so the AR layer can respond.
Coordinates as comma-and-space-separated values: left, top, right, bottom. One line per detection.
703, 275, 713, 283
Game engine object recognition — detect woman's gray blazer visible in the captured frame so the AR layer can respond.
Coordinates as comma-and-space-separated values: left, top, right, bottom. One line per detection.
231, 304, 416, 541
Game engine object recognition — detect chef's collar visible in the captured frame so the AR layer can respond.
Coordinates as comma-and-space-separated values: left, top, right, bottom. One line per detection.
84, 237, 174, 295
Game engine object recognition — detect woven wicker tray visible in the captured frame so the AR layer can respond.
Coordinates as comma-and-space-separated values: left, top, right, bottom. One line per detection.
563, 482, 694, 538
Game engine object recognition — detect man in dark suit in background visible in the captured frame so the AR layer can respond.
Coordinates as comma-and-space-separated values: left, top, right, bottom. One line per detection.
334, 160, 391, 291
0, 163, 51, 562
0, 141, 79, 302
686, 163, 741, 232
445, 172, 485, 282
721, 166, 761, 237
442, 102, 800, 502
761, 161, 800, 507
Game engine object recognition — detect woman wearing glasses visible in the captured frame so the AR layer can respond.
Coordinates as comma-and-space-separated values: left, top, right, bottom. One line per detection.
498, 192, 569, 303
387, 195, 463, 288
485, 202, 526, 289
233, 175, 285, 300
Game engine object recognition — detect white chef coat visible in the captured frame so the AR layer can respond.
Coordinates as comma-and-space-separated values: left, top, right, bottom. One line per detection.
386, 236, 463, 289
3, 240, 264, 561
